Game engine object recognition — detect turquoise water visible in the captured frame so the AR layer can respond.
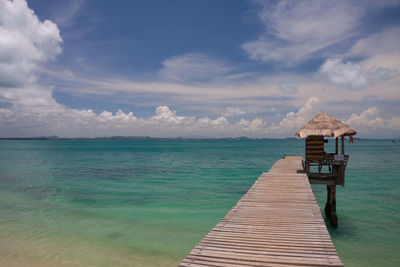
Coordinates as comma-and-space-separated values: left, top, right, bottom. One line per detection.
0, 139, 399, 266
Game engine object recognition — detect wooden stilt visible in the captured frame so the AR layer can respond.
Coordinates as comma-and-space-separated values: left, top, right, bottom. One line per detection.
341, 136, 345, 155
324, 185, 332, 219
335, 137, 338, 154
330, 185, 338, 227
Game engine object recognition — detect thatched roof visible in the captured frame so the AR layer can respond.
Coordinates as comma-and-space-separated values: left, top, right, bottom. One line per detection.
296, 112, 357, 138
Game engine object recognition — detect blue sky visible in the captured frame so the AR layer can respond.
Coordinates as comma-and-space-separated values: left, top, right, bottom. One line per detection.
1, 0, 400, 138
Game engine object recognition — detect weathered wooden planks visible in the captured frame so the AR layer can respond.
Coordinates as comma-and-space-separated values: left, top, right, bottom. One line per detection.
180, 156, 343, 267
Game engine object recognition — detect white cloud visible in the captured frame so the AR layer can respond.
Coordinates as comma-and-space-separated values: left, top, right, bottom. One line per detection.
268, 101, 400, 138
247, 118, 266, 131
0, 97, 313, 138
0, 0, 62, 106
159, 53, 234, 82
150, 106, 192, 125
0, 104, 256, 137
223, 106, 246, 117
346, 107, 385, 129
348, 27, 400, 87
349, 26, 400, 58
279, 82, 298, 94
270, 97, 319, 135
346, 107, 400, 134
242, 1, 364, 65
51, 0, 86, 29
2, 92, 398, 138
319, 58, 367, 89
234, 117, 266, 132
40, 59, 399, 122
0, 1, 398, 138
366, 66, 399, 84
387, 116, 400, 131
98, 109, 137, 123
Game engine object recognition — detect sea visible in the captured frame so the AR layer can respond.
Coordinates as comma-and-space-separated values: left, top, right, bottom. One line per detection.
0, 139, 399, 266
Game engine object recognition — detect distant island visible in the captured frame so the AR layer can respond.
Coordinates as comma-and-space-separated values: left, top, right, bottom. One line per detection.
0, 136, 382, 141
0, 136, 265, 141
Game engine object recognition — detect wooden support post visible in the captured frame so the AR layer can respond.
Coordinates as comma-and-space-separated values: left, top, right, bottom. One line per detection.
324, 185, 332, 219
330, 185, 338, 227
335, 137, 338, 154
341, 136, 345, 155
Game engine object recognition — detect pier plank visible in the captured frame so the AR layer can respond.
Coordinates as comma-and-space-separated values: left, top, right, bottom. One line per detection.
180, 156, 343, 267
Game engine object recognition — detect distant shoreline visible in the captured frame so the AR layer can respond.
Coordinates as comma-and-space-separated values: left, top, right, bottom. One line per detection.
0, 136, 387, 141
0, 136, 273, 141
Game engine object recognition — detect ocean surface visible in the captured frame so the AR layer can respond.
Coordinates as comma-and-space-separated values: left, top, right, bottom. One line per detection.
0, 139, 399, 266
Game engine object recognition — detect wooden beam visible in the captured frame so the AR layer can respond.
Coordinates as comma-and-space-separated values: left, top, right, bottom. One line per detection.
309, 178, 336, 185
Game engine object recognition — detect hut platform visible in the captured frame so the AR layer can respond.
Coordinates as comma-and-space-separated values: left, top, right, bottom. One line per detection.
180, 156, 343, 267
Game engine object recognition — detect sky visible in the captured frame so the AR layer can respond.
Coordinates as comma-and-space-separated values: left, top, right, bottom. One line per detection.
0, 0, 400, 138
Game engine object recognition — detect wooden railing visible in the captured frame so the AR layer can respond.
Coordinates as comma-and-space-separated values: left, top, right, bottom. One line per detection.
304, 154, 349, 186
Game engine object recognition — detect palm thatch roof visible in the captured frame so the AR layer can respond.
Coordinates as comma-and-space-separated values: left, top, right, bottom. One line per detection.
296, 112, 357, 138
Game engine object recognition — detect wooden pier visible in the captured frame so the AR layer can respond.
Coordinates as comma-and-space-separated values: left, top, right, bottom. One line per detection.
180, 156, 343, 267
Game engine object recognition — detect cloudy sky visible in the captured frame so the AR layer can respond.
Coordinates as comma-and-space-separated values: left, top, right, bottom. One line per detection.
1, 0, 400, 138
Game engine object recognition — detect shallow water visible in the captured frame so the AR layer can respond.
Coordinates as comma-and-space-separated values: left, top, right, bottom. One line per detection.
0, 139, 399, 266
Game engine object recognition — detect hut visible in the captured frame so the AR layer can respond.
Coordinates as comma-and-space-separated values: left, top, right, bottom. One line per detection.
296, 112, 356, 226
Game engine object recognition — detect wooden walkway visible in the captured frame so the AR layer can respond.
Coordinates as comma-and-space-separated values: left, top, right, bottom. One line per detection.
180, 156, 343, 267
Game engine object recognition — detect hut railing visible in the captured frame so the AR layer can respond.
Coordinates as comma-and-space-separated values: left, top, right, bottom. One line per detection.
304, 154, 349, 186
